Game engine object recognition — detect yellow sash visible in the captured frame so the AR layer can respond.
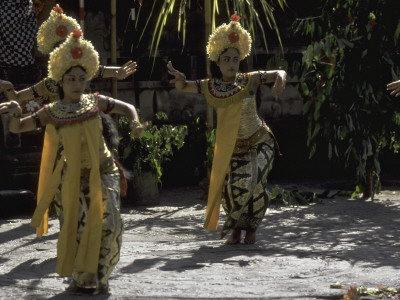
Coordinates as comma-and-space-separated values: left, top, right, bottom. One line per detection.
203, 74, 252, 230
204, 103, 242, 230
34, 125, 60, 237
31, 117, 103, 276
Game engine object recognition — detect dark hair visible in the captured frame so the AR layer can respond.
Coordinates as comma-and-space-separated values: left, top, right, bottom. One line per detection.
59, 65, 87, 99
210, 47, 243, 79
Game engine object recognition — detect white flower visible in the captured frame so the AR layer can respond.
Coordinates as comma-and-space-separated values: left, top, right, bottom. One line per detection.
25, 100, 41, 112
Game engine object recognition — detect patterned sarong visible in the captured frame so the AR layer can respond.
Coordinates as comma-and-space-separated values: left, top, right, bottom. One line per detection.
220, 140, 275, 238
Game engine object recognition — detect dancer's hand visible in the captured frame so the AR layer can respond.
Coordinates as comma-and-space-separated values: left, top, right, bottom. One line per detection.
387, 80, 400, 97
167, 61, 186, 83
272, 70, 287, 100
131, 121, 149, 138
0, 101, 22, 116
116, 61, 137, 80
0, 79, 14, 93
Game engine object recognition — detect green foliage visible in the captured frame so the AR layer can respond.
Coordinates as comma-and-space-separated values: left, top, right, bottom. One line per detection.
270, 185, 321, 206
118, 112, 188, 182
294, 0, 400, 195
135, 0, 287, 58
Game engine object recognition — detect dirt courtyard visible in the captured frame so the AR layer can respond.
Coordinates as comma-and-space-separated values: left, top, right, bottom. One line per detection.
0, 179, 399, 299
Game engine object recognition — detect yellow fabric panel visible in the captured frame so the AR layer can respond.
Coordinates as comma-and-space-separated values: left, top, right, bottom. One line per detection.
204, 102, 243, 230
55, 122, 82, 276
31, 115, 104, 277
30, 153, 63, 228
75, 117, 103, 274
203, 73, 254, 230
32, 125, 59, 237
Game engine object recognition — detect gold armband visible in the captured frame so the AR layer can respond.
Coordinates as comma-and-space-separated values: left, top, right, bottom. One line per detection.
128, 120, 140, 129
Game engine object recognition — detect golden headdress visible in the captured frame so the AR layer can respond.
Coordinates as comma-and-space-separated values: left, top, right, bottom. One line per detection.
48, 29, 99, 82
206, 14, 252, 62
37, 4, 81, 55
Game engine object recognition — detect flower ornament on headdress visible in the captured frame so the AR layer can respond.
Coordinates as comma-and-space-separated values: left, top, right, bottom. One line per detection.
206, 14, 252, 62
37, 4, 82, 55
48, 29, 99, 82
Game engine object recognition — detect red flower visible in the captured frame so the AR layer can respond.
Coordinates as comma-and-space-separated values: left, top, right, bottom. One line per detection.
231, 14, 240, 22
228, 32, 239, 43
71, 47, 83, 59
370, 19, 377, 27
53, 5, 63, 15
73, 29, 82, 40
55, 25, 68, 38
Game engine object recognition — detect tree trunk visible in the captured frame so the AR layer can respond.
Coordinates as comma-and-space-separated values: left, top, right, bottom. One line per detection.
362, 156, 375, 199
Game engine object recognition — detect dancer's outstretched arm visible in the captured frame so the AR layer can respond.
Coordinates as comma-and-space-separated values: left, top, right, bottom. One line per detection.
0, 97, 149, 137
0, 101, 49, 133
387, 80, 400, 97
97, 60, 138, 80
167, 61, 201, 93
250, 70, 287, 98
0, 60, 138, 104
97, 95, 148, 138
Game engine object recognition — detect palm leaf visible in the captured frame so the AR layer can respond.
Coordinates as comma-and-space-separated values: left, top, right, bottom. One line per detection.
136, 0, 287, 65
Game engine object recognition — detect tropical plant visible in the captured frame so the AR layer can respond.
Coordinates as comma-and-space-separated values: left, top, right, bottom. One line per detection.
118, 112, 188, 182
134, 0, 287, 59
294, 0, 400, 197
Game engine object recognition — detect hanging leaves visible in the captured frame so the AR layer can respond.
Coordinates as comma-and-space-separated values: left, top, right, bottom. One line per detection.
135, 0, 287, 58
295, 0, 400, 196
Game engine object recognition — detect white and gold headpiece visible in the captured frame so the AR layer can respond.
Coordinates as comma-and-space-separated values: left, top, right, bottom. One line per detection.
37, 4, 81, 55
48, 29, 99, 82
206, 14, 252, 62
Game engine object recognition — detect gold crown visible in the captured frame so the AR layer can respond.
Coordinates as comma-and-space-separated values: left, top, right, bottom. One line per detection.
206, 14, 252, 62
48, 29, 99, 82
37, 4, 81, 55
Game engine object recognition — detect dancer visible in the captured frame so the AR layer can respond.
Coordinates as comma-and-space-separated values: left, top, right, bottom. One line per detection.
0, 29, 147, 294
0, 4, 135, 195
167, 14, 286, 244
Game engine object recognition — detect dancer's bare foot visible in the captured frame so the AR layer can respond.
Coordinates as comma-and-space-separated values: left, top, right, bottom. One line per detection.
93, 284, 109, 295
244, 231, 256, 244
65, 280, 78, 292
224, 229, 241, 244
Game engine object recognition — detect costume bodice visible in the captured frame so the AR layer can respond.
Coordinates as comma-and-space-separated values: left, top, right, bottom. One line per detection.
57, 115, 114, 172
44, 93, 114, 172
204, 73, 265, 139
237, 97, 263, 139
204, 73, 251, 108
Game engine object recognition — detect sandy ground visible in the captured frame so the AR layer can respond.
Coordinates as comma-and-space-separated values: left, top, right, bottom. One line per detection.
0, 180, 399, 299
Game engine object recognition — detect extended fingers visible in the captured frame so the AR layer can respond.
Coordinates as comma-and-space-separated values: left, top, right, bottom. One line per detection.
0, 102, 13, 114
121, 60, 137, 69
167, 61, 176, 72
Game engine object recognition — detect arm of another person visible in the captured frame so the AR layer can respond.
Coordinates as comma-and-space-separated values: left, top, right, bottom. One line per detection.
98, 95, 148, 138
0, 101, 49, 133
0, 79, 46, 103
167, 61, 203, 94
387, 80, 400, 97
97, 60, 138, 80
251, 70, 287, 98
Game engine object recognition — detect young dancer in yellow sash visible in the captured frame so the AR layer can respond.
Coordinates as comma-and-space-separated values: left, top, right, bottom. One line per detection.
167, 14, 286, 244
0, 29, 147, 295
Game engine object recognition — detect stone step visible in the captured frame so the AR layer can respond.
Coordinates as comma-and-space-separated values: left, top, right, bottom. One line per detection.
0, 190, 35, 217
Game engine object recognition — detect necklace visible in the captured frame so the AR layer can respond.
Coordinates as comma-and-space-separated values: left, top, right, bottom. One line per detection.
45, 94, 99, 125
58, 100, 84, 113
213, 73, 247, 93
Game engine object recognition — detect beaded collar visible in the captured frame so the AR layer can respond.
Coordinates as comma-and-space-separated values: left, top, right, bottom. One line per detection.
207, 73, 249, 99
44, 93, 99, 125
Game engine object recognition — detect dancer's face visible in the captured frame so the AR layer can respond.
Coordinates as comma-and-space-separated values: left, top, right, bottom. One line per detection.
217, 47, 240, 81
61, 66, 87, 101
